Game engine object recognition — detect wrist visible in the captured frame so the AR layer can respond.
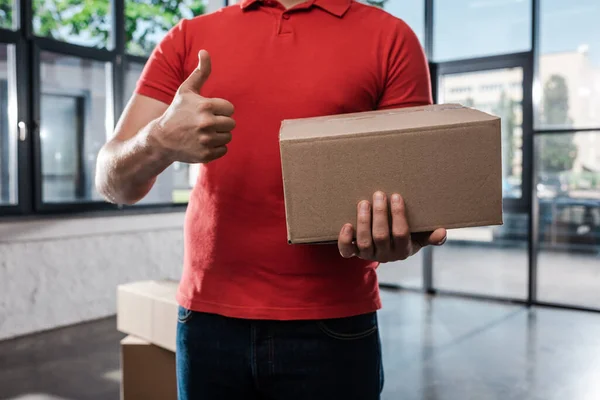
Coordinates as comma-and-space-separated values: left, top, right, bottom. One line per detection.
145, 118, 176, 166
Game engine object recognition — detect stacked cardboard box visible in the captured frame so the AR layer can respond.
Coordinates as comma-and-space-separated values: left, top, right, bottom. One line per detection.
117, 280, 179, 400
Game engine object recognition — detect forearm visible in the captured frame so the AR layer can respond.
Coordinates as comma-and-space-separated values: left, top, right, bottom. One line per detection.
96, 119, 173, 205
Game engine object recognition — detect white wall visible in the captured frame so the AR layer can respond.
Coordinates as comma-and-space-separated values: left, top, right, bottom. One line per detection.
0, 0, 231, 341
0, 212, 185, 340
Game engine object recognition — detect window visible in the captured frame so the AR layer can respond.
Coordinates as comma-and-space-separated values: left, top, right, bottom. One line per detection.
377, 253, 424, 290
433, 67, 528, 299
33, 0, 112, 48
433, 211, 529, 299
537, 0, 600, 129
124, 61, 195, 204
0, 0, 16, 30
39, 52, 109, 203
434, 0, 532, 62
0, 44, 17, 206
440, 68, 524, 199
536, 132, 600, 308
0, 0, 219, 215
377, 0, 425, 46
125, 0, 207, 56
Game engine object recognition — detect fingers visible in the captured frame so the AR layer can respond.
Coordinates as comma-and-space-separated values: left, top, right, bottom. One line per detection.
210, 98, 235, 117
212, 115, 236, 132
371, 191, 390, 258
199, 132, 232, 148
390, 193, 410, 257
356, 200, 374, 259
339, 192, 448, 262
201, 146, 228, 163
338, 224, 358, 258
410, 229, 447, 248
180, 50, 212, 93
427, 228, 448, 246
409, 232, 430, 255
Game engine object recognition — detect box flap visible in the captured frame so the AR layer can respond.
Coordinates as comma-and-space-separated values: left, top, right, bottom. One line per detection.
280, 104, 498, 141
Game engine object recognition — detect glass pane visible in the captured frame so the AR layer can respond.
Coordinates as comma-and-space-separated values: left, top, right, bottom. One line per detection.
434, 212, 529, 299
537, 0, 600, 129
537, 132, 600, 308
377, 253, 423, 289
40, 52, 109, 203
125, 0, 207, 56
124, 61, 195, 204
377, 0, 425, 46
434, 0, 531, 62
0, 0, 17, 30
434, 68, 527, 299
0, 44, 18, 205
33, 0, 112, 48
440, 68, 524, 199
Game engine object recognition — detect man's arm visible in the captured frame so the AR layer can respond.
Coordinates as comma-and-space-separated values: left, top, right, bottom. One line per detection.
377, 19, 432, 110
95, 50, 235, 205
95, 95, 170, 205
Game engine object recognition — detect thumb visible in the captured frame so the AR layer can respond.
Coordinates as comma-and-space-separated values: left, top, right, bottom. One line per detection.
180, 50, 212, 93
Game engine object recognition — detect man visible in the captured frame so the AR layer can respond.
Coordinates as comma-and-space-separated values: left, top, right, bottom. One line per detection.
95, 0, 447, 398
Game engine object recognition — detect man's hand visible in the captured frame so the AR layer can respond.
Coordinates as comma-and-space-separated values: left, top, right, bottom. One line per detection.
150, 49, 235, 164
338, 192, 447, 263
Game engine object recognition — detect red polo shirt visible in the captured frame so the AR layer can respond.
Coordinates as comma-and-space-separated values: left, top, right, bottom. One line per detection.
136, 0, 432, 320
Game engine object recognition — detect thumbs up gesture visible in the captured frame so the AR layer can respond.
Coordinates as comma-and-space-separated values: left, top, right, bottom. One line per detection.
153, 50, 235, 164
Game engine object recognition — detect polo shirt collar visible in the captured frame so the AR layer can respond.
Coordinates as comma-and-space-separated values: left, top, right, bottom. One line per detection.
239, 0, 352, 18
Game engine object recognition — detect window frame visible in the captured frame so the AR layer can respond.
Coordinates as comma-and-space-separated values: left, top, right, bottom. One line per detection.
436, 52, 535, 215
0, 14, 32, 216
0, 0, 222, 217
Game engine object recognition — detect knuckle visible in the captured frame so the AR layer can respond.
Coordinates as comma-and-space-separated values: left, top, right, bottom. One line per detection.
372, 232, 389, 243
393, 228, 410, 239
197, 114, 215, 130
373, 204, 387, 213
357, 240, 372, 251
357, 214, 370, 224
199, 148, 212, 161
198, 134, 212, 145
197, 101, 213, 113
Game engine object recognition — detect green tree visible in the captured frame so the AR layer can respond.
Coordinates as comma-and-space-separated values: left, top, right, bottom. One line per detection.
25, 0, 204, 55
539, 74, 577, 172
0, 0, 13, 29
124, 0, 205, 55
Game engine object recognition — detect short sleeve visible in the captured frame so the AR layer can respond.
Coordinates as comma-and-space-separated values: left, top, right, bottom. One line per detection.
377, 20, 432, 110
135, 19, 188, 105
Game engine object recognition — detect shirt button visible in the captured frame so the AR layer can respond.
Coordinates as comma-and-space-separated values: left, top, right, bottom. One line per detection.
282, 13, 290, 19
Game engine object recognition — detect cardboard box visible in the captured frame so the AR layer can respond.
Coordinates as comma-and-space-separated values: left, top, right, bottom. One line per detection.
117, 280, 178, 352
279, 104, 503, 244
121, 335, 176, 400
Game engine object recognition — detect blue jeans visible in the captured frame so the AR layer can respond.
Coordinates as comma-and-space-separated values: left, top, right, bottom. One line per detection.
176, 306, 384, 400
